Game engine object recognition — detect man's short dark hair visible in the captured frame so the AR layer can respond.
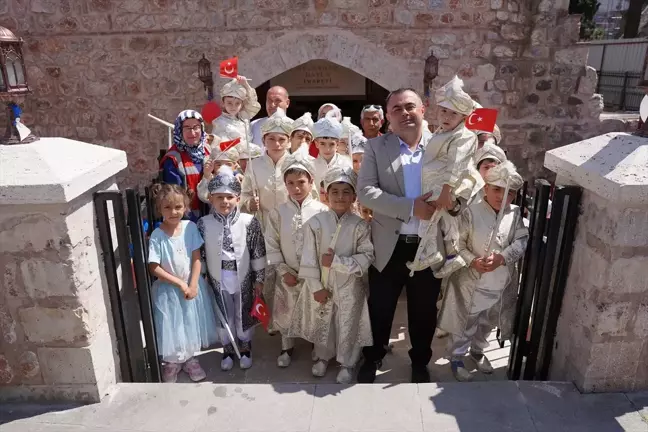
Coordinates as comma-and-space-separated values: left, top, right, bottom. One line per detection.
385, 88, 422, 109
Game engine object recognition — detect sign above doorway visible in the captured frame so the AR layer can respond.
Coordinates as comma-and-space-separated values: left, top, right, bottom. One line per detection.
270, 60, 366, 97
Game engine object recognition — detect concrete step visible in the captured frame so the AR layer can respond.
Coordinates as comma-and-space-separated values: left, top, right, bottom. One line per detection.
1, 381, 646, 432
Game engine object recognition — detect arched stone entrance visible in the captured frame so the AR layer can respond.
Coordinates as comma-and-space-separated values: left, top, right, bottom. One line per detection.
238, 30, 423, 93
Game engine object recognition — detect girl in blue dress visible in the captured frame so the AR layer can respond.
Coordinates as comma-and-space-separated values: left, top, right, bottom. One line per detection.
148, 184, 219, 383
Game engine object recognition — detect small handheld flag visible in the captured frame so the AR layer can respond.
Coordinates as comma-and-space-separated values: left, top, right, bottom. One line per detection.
465, 108, 498, 133
251, 296, 270, 331
220, 57, 238, 79
219, 137, 241, 152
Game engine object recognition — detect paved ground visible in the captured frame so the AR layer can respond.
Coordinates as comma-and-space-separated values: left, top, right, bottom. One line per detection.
1, 382, 647, 432
177, 294, 511, 384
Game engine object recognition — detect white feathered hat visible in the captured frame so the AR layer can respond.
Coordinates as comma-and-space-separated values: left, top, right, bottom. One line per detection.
484, 160, 523, 190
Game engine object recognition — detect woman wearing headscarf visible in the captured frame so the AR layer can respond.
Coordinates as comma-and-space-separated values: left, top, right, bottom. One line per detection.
159, 110, 210, 221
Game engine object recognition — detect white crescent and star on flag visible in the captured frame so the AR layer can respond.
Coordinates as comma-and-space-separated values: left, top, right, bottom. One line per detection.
467, 113, 483, 125
255, 303, 266, 316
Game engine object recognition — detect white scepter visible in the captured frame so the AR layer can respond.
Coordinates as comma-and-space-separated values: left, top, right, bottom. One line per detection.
408, 126, 443, 277
212, 300, 242, 360
486, 176, 511, 254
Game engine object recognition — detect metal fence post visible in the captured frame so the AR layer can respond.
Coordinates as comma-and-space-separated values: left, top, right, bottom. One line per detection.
621, 71, 629, 111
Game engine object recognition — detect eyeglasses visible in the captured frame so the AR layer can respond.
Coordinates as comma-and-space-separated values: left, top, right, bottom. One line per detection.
362, 105, 383, 111
182, 125, 202, 133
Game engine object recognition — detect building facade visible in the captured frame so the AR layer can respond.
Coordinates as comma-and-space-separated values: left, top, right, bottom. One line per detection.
1, 0, 601, 187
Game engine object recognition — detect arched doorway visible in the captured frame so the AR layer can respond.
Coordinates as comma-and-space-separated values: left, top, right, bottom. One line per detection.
253, 60, 389, 124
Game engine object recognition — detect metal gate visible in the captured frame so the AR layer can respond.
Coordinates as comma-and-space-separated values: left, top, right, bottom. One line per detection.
507, 180, 582, 381
94, 189, 161, 383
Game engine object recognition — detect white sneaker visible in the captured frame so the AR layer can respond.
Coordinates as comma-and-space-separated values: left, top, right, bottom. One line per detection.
312, 360, 328, 377
470, 351, 494, 374
336, 367, 353, 384
220, 355, 234, 371
277, 352, 291, 368
451, 359, 474, 382
240, 354, 253, 370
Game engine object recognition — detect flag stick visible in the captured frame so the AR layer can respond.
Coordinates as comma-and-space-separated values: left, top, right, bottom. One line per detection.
212, 298, 242, 359
408, 126, 443, 277
486, 176, 511, 253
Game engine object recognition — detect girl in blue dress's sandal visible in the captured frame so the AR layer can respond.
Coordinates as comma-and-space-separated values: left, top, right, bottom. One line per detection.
148, 184, 219, 383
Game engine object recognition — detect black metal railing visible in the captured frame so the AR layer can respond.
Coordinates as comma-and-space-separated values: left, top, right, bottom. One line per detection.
94, 189, 161, 383
508, 180, 582, 381
596, 71, 643, 111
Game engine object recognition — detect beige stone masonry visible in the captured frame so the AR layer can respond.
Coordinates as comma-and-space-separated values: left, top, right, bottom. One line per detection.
545, 133, 648, 392
0, 138, 127, 402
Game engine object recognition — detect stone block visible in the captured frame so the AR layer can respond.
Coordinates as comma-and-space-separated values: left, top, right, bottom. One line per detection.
476, 63, 496, 80
608, 257, 648, 295
0, 310, 18, 344
577, 66, 597, 95
554, 47, 589, 66
38, 346, 99, 385
0, 355, 14, 384
545, 133, 648, 207
17, 351, 41, 380
19, 306, 90, 345
634, 303, 648, 338
0, 213, 63, 253
595, 301, 633, 337
311, 384, 423, 431
419, 382, 536, 431
20, 258, 75, 299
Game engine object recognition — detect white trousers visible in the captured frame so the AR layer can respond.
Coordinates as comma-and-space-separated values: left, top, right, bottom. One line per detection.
313, 306, 362, 368
449, 311, 493, 357
218, 292, 254, 347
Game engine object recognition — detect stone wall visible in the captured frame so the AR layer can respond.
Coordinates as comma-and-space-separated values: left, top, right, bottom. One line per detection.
0, 177, 121, 401
549, 189, 648, 392
545, 132, 648, 393
1, 0, 602, 187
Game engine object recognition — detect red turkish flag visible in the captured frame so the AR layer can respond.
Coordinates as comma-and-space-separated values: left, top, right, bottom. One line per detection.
308, 141, 319, 158
219, 57, 238, 79
465, 108, 498, 133
219, 137, 241, 152
251, 296, 270, 331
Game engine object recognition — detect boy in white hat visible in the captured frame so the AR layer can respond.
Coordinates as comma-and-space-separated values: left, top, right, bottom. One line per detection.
317, 103, 342, 121
475, 141, 507, 182
290, 113, 314, 156
339, 117, 361, 156
350, 133, 367, 174
265, 153, 329, 368
312, 111, 353, 191
438, 161, 527, 382
197, 145, 241, 204
241, 108, 293, 333
212, 76, 261, 146
290, 166, 373, 384
198, 166, 266, 371
407, 76, 483, 277
237, 143, 263, 174
433, 141, 508, 280
240, 108, 293, 231
476, 125, 502, 149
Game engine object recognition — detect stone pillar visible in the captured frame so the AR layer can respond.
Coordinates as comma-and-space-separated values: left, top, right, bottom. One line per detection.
0, 138, 127, 402
545, 132, 648, 393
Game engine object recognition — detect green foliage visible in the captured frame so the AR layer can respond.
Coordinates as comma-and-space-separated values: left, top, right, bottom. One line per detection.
569, 0, 601, 40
